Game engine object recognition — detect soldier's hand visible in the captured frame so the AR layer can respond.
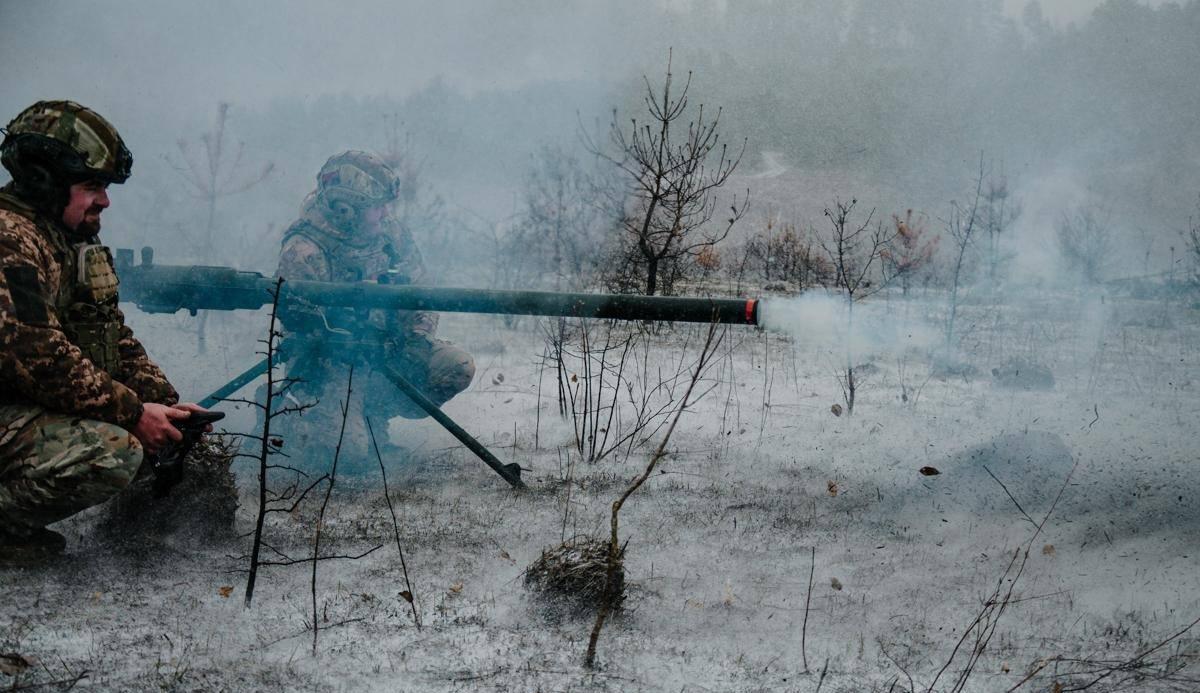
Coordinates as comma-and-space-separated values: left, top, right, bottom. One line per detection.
133, 403, 188, 454
173, 402, 215, 432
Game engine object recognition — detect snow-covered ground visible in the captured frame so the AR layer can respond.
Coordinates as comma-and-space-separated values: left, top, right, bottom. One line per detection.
3, 287, 1199, 692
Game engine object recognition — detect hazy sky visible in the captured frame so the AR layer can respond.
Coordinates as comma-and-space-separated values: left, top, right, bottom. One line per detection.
0, 0, 1170, 127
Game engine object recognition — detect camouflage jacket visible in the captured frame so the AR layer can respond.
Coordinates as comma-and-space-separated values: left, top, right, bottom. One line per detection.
276, 193, 437, 341
0, 187, 178, 430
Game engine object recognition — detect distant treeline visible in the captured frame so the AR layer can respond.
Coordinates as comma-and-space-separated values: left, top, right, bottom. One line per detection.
110, 0, 1198, 273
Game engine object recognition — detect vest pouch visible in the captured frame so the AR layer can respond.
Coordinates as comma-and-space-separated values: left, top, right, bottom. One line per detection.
63, 302, 122, 372
76, 244, 119, 304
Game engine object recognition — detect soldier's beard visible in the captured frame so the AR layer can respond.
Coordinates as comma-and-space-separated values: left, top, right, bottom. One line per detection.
75, 207, 103, 236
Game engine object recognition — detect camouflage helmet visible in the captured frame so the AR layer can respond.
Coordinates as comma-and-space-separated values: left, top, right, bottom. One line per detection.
1, 100, 133, 187
315, 150, 399, 214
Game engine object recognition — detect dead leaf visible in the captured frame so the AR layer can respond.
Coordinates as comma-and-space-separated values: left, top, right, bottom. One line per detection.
448, 582, 463, 595
399, 590, 414, 604
570, 373, 578, 382
919, 466, 941, 476
830, 577, 843, 591
498, 550, 513, 562
218, 585, 234, 598
0, 653, 34, 676
1042, 544, 1056, 556
830, 403, 843, 417
269, 437, 284, 448
827, 480, 839, 497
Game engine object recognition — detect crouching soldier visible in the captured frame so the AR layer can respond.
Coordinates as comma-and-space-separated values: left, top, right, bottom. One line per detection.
271, 150, 475, 470
0, 100, 210, 561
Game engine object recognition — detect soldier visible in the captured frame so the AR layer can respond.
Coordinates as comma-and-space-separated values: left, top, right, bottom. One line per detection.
273, 150, 474, 469
0, 100, 210, 560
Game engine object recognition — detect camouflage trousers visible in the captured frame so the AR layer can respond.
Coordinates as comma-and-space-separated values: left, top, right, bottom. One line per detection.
0, 404, 143, 532
264, 338, 475, 471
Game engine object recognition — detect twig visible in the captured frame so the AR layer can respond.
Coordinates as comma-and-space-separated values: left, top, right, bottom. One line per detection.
982, 465, 1038, 527
815, 657, 829, 693
313, 366, 354, 655
258, 545, 383, 567
367, 415, 421, 630
802, 545, 815, 673
926, 461, 1078, 693
1058, 613, 1200, 692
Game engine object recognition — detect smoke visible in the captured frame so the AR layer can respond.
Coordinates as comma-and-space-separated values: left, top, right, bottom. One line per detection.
1005, 168, 1091, 286
758, 292, 941, 362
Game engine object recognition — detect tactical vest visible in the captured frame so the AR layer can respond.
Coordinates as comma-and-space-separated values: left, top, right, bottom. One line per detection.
0, 193, 123, 372
281, 219, 401, 284
58, 243, 122, 372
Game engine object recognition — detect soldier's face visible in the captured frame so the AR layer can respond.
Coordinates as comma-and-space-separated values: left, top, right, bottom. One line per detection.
362, 203, 387, 231
61, 180, 110, 234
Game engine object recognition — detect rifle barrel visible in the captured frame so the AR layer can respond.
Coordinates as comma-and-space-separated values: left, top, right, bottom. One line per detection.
115, 250, 759, 325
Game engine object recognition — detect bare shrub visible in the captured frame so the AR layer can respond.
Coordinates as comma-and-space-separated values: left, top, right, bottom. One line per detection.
817, 198, 896, 415
745, 217, 832, 290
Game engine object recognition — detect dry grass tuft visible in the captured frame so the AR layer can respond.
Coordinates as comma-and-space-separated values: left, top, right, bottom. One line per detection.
524, 537, 625, 615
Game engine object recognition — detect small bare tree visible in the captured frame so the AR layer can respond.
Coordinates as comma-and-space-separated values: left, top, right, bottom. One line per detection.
1057, 204, 1114, 284
169, 102, 273, 352
881, 210, 938, 296
492, 144, 616, 295
226, 279, 315, 607
943, 159, 987, 349
586, 321, 726, 667
589, 52, 748, 296
981, 168, 1020, 288
818, 198, 895, 415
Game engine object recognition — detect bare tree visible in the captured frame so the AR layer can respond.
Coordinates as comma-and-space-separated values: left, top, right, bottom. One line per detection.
881, 210, 939, 296
530, 144, 617, 290
943, 159, 987, 349
818, 198, 895, 415
588, 52, 748, 296
981, 168, 1020, 288
1057, 204, 1114, 285
225, 279, 315, 607
493, 144, 615, 293
169, 102, 273, 352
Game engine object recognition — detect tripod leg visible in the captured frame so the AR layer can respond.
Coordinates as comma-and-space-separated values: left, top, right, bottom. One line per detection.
380, 365, 525, 489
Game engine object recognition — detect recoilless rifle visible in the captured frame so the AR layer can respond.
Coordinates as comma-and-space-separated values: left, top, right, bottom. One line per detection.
116, 247, 761, 489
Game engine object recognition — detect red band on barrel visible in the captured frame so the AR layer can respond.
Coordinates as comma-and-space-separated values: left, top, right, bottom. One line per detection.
745, 299, 757, 324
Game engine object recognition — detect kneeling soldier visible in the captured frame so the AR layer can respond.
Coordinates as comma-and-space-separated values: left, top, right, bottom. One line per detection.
0, 100, 209, 560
